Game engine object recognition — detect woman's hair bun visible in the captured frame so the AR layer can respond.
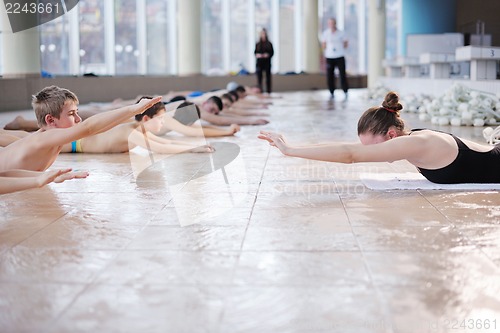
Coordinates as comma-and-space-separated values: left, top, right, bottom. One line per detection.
381, 91, 403, 113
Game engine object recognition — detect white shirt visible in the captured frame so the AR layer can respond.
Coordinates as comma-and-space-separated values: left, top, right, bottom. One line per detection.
321, 28, 347, 59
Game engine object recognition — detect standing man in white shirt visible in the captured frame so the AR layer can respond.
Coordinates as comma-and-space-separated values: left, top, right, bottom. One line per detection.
321, 18, 349, 101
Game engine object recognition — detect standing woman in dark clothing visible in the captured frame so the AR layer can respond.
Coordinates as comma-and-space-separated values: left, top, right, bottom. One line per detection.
254, 28, 274, 94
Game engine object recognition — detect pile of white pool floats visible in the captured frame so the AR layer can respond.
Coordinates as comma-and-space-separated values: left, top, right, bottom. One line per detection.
363, 82, 500, 144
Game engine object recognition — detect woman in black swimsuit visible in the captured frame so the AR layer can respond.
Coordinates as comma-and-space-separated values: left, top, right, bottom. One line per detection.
258, 91, 500, 184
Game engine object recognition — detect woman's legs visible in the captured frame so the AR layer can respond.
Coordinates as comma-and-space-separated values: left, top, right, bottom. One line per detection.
265, 65, 272, 93
256, 66, 264, 92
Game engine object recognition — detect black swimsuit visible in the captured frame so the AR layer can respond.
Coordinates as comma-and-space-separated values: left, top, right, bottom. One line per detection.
411, 129, 500, 184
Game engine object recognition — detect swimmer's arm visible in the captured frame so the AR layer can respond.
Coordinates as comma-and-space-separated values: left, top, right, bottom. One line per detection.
140, 138, 205, 154
191, 122, 240, 137
202, 112, 268, 126
0, 176, 52, 194
129, 130, 200, 154
40, 97, 162, 147
0, 168, 87, 194
221, 108, 269, 117
163, 116, 237, 137
259, 131, 427, 163
233, 99, 268, 108
144, 131, 210, 148
160, 117, 205, 137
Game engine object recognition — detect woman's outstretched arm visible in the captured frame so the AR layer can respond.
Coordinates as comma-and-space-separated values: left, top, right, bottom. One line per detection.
258, 131, 428, 164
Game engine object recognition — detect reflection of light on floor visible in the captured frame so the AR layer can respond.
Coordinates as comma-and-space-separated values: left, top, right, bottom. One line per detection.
129, 147, 169, 180
171, 151, 249, 227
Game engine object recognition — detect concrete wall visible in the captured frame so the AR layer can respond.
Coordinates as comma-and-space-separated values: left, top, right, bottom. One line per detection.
0, 74, 367, 112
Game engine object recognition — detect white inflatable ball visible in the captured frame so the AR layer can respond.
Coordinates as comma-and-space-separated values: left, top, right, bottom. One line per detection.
419, 113, 430, 121
431, 116, 440, 124
483, 127, 494, 137
450, 118, 462, 126
226, 81, 239, 91
473, 118, 485, 127
439, 117, 450, 126
439, 108, 450, 116
462, 119, 473, 126
468, 99, 479, 109
461, 111, 473, 120
457, 103, 468, 113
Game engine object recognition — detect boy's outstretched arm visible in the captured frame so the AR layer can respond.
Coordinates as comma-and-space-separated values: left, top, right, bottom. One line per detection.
202, 112, 268, 126
42, 97, 162, 148
0, 168, 88, 194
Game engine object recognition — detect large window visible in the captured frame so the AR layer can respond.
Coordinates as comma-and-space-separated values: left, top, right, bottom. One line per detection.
386, 0, 400, 59
344, 0, 359, 74
26, 0, 376, 78
202, 0, 223, 74
146, 0, 171, 74
79, 0, 105, 75
40, 15, 70, 75
115, 0, 138, 74
255, 0, 272, 35
230, 0, 250, 73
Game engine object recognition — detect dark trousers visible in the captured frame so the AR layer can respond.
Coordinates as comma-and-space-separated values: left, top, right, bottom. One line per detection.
326, 57, 348, 95
256, 63, 272, 93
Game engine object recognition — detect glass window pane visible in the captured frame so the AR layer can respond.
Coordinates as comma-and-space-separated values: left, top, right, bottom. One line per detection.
146, 0, 170, 74
202, 0, 223, 74
255, 0, 272, 33
40, 15, 70, 75
279, 0, 295, 73
386, 0, 400, 59
79, 0, 106, 75
321, 0, 337, 27
344, 0, 359, 74
115, 0, 138, 75
230, 0, 249, 73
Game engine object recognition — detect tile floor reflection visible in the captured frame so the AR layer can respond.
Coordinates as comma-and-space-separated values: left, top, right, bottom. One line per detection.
0, 89, 499, 333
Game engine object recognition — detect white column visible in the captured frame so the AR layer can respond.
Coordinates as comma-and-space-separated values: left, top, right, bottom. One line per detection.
302, 0, 320, 73
0, 6, 40, 76
368, 0, 386, 88
68, 5, 80, 75
177, 0, 201, 75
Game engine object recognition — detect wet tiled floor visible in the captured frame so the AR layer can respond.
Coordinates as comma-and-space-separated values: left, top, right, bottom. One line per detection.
1, 89, 499, 333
